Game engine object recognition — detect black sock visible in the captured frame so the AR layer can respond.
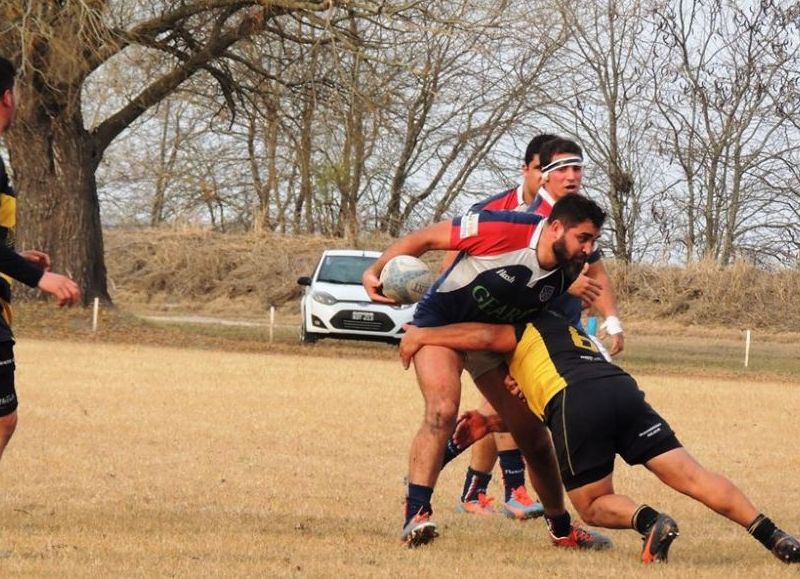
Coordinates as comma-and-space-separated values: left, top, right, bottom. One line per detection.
545, 511, 572, 538
442, 437, 464, 468
460, 467, 492, 503
498, 449, 526, 502
632, 505, 660, 535
748, 514, 778, 549
405, 483, 433, 527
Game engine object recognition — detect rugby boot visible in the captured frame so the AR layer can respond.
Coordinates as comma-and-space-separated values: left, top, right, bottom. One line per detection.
769, 529, 800, 564
502, 486, 545, 520
456, 492, 495, 515
641, 513, 680, 564
401, 511, 438, 548
551, 525, 614, 550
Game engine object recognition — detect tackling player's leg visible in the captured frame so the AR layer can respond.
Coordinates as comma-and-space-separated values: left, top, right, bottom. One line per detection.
473, 365, 611, 549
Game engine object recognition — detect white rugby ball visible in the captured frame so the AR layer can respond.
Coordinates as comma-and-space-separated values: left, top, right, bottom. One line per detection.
379, 255, 434, 304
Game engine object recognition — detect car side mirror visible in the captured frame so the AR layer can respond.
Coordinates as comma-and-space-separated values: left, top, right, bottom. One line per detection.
297, 276, 312, 286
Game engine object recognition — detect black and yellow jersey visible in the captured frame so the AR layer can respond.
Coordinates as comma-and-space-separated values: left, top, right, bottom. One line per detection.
0, 155, 45, 339
0, 155, 17, 301
508, 311, 628, 419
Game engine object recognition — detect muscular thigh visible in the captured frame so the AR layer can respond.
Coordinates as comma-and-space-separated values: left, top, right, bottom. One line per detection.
412, 344, 464, 406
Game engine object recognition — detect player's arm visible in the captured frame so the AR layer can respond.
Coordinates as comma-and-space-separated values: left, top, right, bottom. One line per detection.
586, 258, 624, 355
0, 245, 45, 287
399, 322, 518, 369
0, 246, 80, 307
362, 220, 453, 303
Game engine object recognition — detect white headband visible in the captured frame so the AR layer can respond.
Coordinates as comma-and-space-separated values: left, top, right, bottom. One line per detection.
541, 156, 583, 174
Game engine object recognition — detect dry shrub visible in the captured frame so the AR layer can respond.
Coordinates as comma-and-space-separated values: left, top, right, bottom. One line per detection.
607, 259, 800, 331
104, 227, 406, 315
105, 227, 798, 331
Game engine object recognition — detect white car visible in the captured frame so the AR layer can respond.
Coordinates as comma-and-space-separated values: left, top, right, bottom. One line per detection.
297, 249, 417, 343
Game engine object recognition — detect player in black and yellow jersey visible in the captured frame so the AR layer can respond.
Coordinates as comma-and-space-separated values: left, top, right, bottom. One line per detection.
398, 311, 800, 565
0, 56, 80, 461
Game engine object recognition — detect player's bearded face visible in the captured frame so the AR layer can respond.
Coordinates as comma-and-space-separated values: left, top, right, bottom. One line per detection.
552, 234, 588, 279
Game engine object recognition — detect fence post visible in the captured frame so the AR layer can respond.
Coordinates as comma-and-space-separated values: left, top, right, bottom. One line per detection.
92, 297, 99, 332
744, 329, 751, 368
269, 306, 275, 343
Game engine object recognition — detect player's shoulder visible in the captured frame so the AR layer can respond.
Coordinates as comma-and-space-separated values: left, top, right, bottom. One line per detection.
469, 187, 518, 212
474, 209, 544, 225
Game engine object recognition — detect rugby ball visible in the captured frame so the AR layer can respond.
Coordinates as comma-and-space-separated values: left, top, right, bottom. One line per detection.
379, 255, 434, 304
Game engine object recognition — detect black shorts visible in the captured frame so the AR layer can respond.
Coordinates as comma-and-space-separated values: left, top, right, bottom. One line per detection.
0, 341, 16, 416
544, 374, 681, 491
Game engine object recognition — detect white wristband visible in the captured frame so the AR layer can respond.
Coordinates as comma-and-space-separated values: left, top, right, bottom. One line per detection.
602, 315, 623, 335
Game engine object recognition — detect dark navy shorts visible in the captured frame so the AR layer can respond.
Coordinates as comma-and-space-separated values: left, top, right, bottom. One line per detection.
544, 374, 682, 491
0, 341, 16, 416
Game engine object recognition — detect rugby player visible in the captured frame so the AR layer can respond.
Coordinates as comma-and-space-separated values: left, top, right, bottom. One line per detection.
398, 312, 800, 565
364, 195, 611, 548
447, 136, 625, 520
0, 56, 81, 460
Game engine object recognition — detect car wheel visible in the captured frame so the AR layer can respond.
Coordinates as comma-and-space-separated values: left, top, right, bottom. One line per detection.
300, 319, 318, 344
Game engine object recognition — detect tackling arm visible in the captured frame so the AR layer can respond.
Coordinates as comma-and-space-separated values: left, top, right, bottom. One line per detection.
399, 322, 517, 369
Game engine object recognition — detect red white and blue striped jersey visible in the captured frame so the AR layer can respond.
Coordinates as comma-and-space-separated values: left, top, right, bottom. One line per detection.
412, 210, 576, 327
469, 186, 525, 212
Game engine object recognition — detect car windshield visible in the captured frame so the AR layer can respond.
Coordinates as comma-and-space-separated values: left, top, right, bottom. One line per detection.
316, 255, 377, 285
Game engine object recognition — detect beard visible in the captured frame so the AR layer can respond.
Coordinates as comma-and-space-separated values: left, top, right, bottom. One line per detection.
552, 237, 587, 280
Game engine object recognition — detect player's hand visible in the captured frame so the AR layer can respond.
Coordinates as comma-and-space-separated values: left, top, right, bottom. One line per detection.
567, 267, 602, 305
504, 373, 526, 400
362, 269, 397, 304
452, 410, 506, 449
399, 323, 422, 369
37, 272, 80, 307
20, 249, 51, 271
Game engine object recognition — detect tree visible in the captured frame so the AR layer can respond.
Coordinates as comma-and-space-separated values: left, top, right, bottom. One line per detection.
543, 0, 663, 262
649, 0, 800, 264
0, 0, 404, 303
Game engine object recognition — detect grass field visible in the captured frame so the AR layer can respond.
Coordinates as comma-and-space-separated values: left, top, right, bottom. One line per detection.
1, 337, 799, 577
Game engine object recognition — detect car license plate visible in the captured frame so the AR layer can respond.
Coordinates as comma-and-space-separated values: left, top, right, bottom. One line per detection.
352, 311, 374, 321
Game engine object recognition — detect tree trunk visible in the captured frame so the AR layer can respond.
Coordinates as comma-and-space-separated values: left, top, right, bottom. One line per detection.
7, 100, 109, 305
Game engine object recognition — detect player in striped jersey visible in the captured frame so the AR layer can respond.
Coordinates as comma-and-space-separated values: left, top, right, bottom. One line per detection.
364, 195, 612, 549
451, 137, 624, 521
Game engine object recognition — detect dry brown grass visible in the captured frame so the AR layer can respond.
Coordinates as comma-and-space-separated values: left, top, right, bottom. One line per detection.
607, 259, 800, 332
104, 227, 445, 318
103, 227, 800, 334
1, 338, 799, 577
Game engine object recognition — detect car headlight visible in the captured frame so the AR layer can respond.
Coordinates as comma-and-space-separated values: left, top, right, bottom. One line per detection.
311, 290, 338, 305
390, 303, 414, 310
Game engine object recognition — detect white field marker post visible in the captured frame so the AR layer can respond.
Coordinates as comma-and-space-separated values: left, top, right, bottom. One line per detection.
744, 329, 751, 368
92, 297, 99, 332
269, 306, 275, 343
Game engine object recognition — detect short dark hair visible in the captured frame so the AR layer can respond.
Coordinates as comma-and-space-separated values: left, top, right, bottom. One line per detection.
550, 194, 605, 230
0, 56, 15, 95
524, 134, 558, 166
539, 137, 583, 169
